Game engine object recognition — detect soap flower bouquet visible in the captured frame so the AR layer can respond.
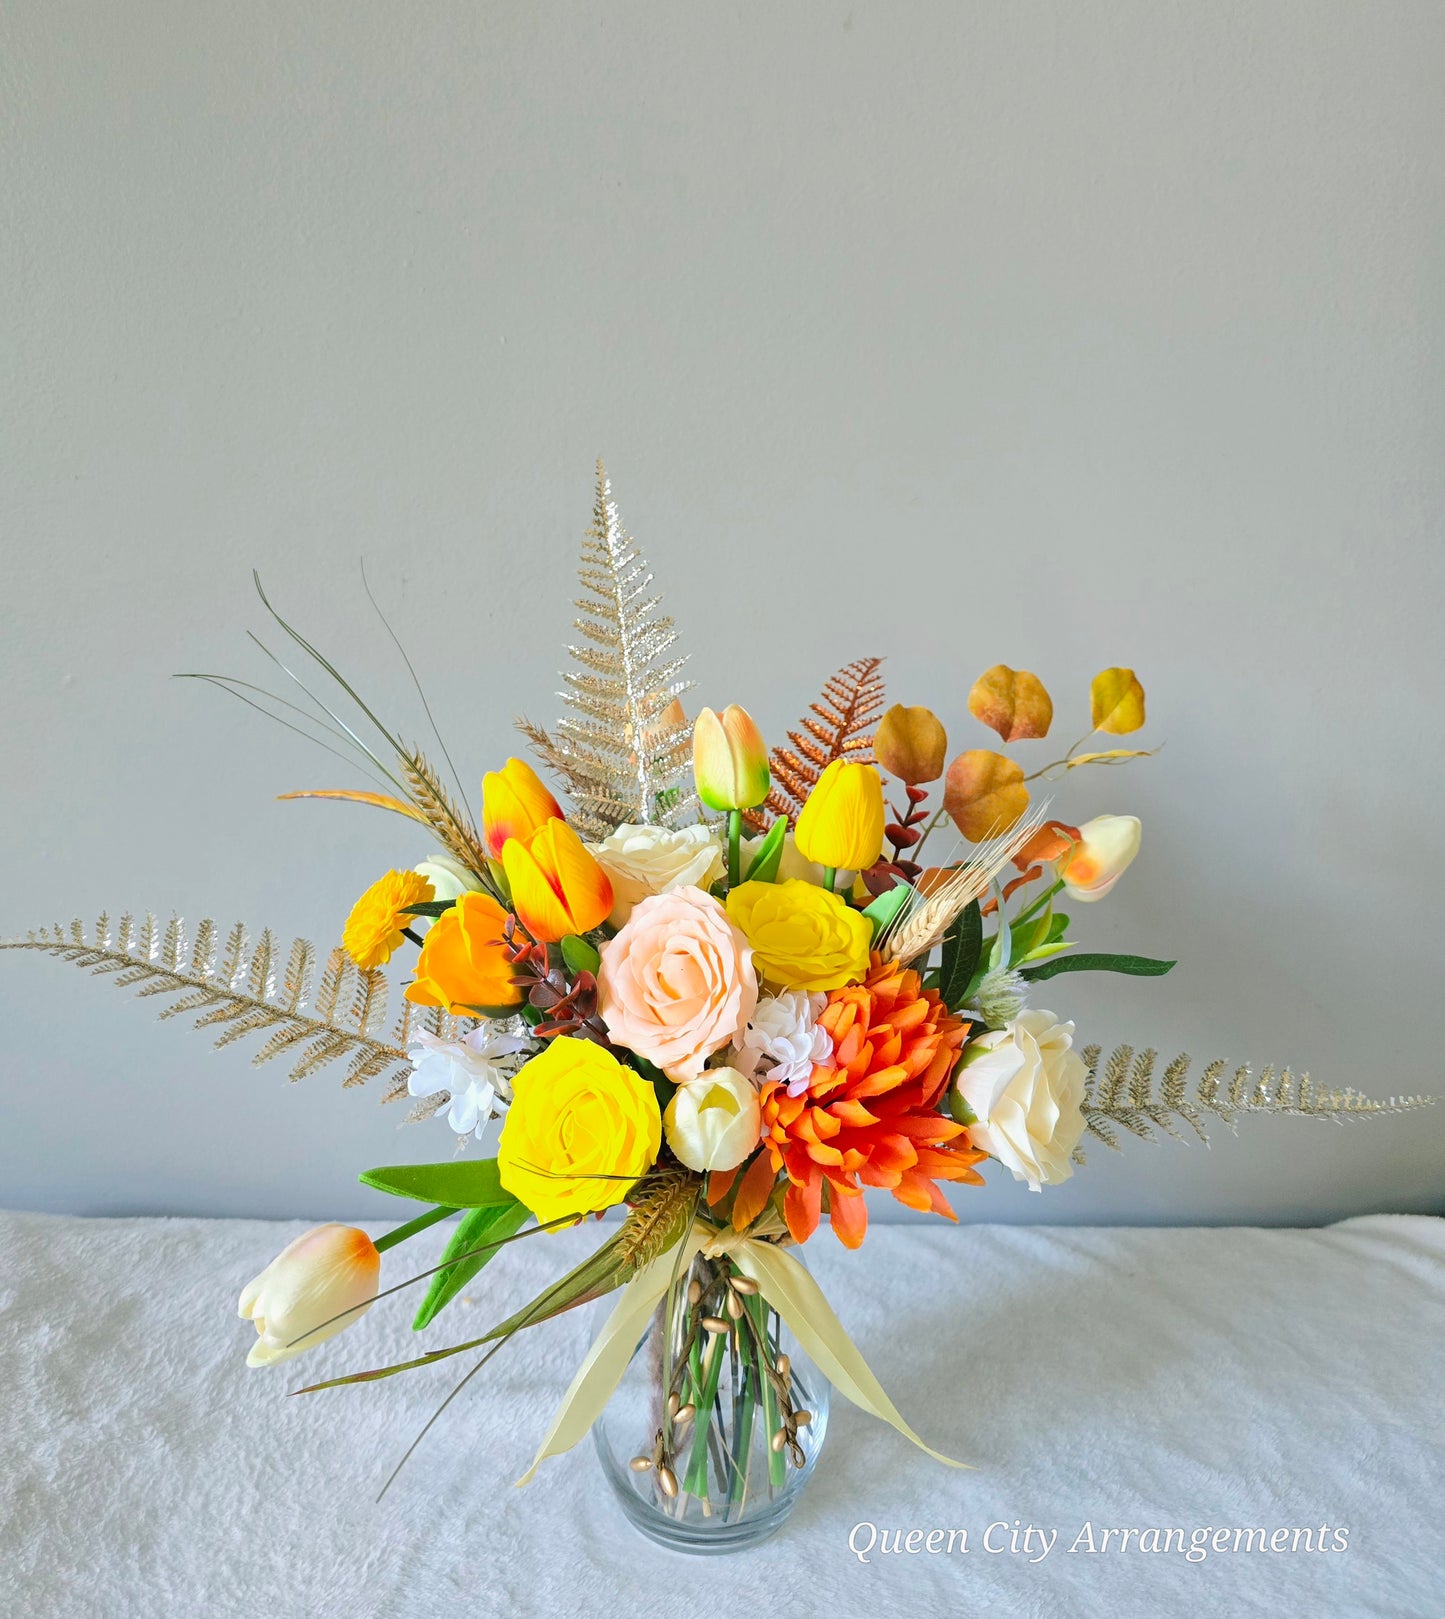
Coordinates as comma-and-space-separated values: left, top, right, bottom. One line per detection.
10, 465, 1428, 1545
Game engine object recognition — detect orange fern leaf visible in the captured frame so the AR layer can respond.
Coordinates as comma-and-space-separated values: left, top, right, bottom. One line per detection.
750, 656, 886, 828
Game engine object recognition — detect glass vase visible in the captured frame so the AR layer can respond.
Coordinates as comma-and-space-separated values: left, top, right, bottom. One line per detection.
592, 1247, 829, 1552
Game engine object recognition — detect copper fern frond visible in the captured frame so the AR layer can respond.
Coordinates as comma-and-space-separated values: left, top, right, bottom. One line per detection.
520, 461, 696, 839
1070, 1043, 1436, 1160
751, 655, 886, 828
0, 913, 462, 1100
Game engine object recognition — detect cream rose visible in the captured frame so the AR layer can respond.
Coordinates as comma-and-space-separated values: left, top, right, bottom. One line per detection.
663, 1066, 762, 1171
588, 822, 725, 926
951, 1011, 1087, 1191
597, 886, 757, 1082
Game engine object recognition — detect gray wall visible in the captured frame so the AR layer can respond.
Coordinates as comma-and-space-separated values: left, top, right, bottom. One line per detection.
3, 2, 1442, 1224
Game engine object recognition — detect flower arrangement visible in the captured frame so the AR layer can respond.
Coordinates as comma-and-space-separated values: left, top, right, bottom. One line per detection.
7, 463, 1431, 1547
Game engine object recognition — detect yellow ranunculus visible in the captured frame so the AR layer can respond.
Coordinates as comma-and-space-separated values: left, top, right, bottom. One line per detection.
342, 870, 435, 969
497, 1037, 662, 1225
793, 760, 886, 873
725, 879, 872, 992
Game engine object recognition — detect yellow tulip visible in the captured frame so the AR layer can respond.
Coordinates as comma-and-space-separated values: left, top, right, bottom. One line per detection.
238, 1224, 379, 1368
482, 757, 564, 857
793, 760, 885, 873
692, 705, 770, 812
502, 820, 614, 943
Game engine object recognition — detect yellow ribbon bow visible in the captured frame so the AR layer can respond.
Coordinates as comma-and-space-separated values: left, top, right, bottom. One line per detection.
517, 1221, 968, 1485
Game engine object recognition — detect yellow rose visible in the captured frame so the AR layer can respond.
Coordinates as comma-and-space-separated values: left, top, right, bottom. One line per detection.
725, 879, 872, 992
497, 1037, 662, 1226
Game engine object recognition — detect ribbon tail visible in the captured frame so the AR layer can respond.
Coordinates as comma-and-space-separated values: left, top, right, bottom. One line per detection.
514, 1232, 702, 1486
733, 1240, 971, 1470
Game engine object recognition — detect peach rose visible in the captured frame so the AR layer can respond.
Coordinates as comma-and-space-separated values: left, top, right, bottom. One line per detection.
597, 886, 758, 1082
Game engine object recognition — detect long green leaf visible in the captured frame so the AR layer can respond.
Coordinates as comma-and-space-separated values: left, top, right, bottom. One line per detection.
360, 1157, 513, 1207
742, 817, 787, 883
1021, 951, 1176, 982
861, 881, 911, 940
412, 1200, 529, 1331
292, 1233, 634, 1395
939, 900, 982, 1008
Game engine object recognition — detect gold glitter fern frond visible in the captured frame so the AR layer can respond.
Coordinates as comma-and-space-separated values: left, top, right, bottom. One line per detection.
1072, 1043, 1436, 1161
751, 655, 886, 829
1, 913, 462, 1102
520, 461, 696, 840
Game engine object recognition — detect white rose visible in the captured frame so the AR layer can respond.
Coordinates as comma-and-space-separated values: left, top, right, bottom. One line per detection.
588, 822, 725, 925
413, 853, 484, 905
663, 1066, 763, 1172
951, 1011, 1087, 1191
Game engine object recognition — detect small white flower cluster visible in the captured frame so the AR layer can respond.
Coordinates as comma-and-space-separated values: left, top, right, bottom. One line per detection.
733, 990, 833, 1096
407, 1024, 532, 1140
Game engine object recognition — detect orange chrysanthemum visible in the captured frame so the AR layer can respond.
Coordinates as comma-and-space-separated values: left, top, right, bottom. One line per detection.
732, 953, 984, 1248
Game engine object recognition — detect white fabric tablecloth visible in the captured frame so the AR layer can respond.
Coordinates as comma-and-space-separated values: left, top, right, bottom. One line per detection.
1, 1210, 1440, 1618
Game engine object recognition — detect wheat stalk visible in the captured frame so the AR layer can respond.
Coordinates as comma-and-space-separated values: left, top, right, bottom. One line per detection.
883, 805, 1051, 963
615, 1164, 702, 1271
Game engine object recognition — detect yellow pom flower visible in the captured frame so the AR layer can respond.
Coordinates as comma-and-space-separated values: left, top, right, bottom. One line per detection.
793, 760, 886, 873
342, 870, 434, 969
725, 878, 872, 992
497, 1037, 662, 1226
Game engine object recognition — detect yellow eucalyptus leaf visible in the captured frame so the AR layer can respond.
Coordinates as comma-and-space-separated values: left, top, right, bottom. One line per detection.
1090, 667, 1146, 735
942, 750, 1030, 842
967, 665, 1053, 742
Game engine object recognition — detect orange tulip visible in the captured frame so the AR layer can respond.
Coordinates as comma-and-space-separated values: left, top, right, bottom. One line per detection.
503, 820, 614, 944
481, 757, 564, 857
406, 891, 521, 1014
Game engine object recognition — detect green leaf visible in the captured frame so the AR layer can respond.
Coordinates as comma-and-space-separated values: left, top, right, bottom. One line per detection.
293, 1232, 638, 1395
402, 900, 455, 918
860, 881, 911, 940
560, 934, 601, 977
938, 900, 982, 1009
412, 1199, 529, 1331
1008, 908, 1067, 967
988, 898, 1011, 974
742, 817, 787, 883
359, 1157, 515, 1207
1021, 952, 1176, 982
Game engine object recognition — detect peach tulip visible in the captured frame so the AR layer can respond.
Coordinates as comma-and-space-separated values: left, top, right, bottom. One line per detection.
692, 705, 770, 812
238, 1223, 379, 1368
1058, 814, 1141, 902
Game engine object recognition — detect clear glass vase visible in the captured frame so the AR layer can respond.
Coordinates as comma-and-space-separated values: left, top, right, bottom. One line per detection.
593, 1247, 830, 1552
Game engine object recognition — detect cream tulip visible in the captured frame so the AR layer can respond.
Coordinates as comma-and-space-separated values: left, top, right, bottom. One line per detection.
237, 1223, 380, 1368
1057, 814, 1141, 903
663, 1066, 763, 1172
